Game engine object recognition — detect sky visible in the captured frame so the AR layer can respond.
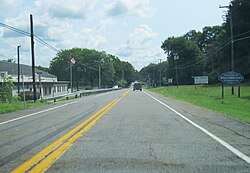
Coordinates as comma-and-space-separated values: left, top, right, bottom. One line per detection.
0, 0, 231, 70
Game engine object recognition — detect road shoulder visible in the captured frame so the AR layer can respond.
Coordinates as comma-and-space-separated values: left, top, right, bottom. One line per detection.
145, 90, 250, 158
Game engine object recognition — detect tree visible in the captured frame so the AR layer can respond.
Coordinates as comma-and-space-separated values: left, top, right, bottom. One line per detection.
0, 76, 15, 103
121, 61, 137, 86
226, 0, 250, 78
161, 36, 205, 85
36, 66, 49, 72
49, 48, 137, 89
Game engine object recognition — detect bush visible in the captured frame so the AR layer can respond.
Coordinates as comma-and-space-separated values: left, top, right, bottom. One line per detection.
0, 76, 14, 103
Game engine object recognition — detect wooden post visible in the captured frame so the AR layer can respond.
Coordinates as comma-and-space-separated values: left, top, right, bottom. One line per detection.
238, 83, 241, 98
222, 83, 224, 99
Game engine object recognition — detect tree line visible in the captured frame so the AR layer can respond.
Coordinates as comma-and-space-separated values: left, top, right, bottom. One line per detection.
48, 48, 138, 89
140, 0, 250, 86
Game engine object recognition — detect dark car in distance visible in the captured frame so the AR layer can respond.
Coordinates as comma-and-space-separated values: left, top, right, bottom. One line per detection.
133, 82, 142, 91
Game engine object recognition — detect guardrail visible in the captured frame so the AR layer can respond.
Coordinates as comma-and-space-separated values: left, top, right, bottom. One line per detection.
43, 87, 122, 102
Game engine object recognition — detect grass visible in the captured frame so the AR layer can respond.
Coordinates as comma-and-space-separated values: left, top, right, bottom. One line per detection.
0, 92, 92, 115
150, 85, 250, 123
0, 101, 49, 115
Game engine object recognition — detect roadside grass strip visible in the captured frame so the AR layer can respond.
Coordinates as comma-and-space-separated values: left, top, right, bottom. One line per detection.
11, 90, 130, 173
150, 85, 250, 123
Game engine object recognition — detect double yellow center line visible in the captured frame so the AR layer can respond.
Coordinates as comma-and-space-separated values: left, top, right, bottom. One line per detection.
11, 90, 130, 173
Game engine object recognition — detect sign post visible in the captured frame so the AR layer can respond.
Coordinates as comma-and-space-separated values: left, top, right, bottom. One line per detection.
218, 71, 244, 98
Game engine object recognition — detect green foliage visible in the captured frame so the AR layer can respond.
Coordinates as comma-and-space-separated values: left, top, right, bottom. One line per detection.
117, 79, 127, 87
150, 85, 250, 123
228, 0, 250, 78
36, 66, 49, 72
0, 76, 15, 103
0, 101, 48, 115
49, 48, 138, 89
140, 0, 250, 85
161, 36, 204, 85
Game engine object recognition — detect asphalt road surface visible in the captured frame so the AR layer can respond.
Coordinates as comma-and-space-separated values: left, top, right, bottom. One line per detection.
0, 89, 250, 173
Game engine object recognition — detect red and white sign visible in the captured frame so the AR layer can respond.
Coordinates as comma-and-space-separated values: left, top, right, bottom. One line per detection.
71, 58, 76, 64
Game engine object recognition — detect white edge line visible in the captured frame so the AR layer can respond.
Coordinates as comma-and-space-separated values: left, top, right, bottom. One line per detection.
144, 91, 250, 165
0, 91, 119, 126
0, 103, 72, 126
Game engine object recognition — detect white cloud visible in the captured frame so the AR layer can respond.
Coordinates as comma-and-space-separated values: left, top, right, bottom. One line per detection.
123, 0, 153, 17
57, 28, 107, 49
34, 0, 99, 19
106, 0, 153, 17
0, 0, 22, 18
117, 24, 157, 56
129, 24, 158, 48
96, 19, 115, 31
115, 24, 163, 70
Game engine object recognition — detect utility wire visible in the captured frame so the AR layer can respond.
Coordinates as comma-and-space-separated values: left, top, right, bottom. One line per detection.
174, 33, 250, 70
0, 22, 30, 36
173, 31, 250, 70
234, 36, 250, 42
34, 34, 60, 52
0, 22, 59, 52
233, 30, 250, 39
82, 63, 98, 71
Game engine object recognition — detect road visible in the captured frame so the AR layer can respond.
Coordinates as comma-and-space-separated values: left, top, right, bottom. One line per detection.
0, 89, 250, 172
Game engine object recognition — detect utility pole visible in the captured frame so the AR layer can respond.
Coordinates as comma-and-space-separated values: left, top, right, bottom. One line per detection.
37, 72, 43, 99
98, 64, 101, 89
174, 54, 179, 88
21, 67, 26, 108
70, 62, 73, 92
30, 14, 37, 101
17, 45, 21, 95
220, 5, 235, 95
159, 59, 162, 86
70, 57, 76, 92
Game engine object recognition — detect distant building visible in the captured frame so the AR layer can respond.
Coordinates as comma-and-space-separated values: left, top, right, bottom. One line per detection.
0, 61, 69, 99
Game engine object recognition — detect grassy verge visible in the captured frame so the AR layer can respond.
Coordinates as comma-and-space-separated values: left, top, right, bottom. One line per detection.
150, 85, 250, 123
0, 101, 49, 115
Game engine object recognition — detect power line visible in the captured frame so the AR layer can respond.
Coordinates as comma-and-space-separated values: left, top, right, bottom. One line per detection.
173, 30, 250, 70
0, 22, 59, 52
234, 30, 250, 39
34, 34, 60, 52
0, 22, 30, 37
234, 36, 250, 42
174, 34, 250, 70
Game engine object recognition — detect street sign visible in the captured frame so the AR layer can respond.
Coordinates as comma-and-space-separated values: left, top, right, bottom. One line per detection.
218, 71, 244, 84
194, 76, 208, 84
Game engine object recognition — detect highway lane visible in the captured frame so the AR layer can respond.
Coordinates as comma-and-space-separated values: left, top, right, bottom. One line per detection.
1, 89, 250, 172
0, 90, 125, 172
46, 90, 250, 173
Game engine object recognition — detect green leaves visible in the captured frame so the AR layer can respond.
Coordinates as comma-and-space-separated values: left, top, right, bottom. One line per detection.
0, 76, 15, 103
49, 48, 137, 89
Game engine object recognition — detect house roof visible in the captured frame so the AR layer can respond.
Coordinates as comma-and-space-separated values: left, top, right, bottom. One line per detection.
0, 61, 56, 78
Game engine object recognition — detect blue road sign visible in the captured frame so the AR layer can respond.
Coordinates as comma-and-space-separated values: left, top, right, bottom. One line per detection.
218, 71, 244, 84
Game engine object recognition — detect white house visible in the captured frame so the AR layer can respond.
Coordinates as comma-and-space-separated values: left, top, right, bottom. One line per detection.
0, 61, 69, 99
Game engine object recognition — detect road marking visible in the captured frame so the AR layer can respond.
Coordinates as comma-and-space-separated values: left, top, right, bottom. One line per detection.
0, 90, 122, 126
144, 91, 250, 165
11, 90, 130, 173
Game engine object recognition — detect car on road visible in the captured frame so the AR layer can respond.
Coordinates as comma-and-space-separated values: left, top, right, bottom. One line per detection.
133, 82, 142, 91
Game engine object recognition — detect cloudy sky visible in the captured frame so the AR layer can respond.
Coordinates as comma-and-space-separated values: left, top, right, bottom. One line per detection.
0, 0, 231, 70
